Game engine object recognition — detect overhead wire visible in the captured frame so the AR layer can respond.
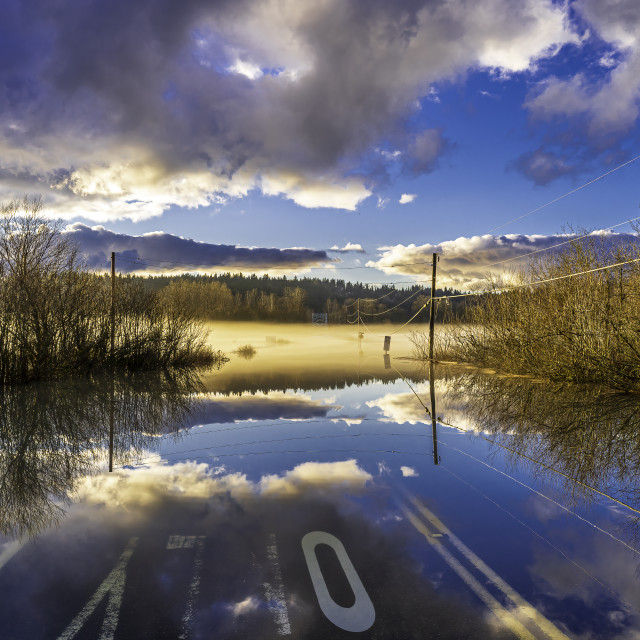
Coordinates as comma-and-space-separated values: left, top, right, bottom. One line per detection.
356, 287, 426, 316
122, 431, 433, 466
118, 255, 437, 272
486, 153, 640, 234
384, 358, 640, 522
439, 439, 640, 555
112, 153, 640, 282
432, 254, 640, 302
467, 213, 640, 272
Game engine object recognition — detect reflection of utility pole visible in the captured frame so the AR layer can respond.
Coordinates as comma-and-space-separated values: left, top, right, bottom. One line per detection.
430, 360, 438, 465
429, 253, 438, 362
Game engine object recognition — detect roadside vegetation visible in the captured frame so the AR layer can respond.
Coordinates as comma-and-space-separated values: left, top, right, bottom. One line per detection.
0, 198, 224, 385
426, 233, 640, 391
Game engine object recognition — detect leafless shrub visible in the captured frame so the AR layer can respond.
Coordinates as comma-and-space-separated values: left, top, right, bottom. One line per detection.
444, 232, 640, 390
0, 197, 225, 384
235, 344, 257, 359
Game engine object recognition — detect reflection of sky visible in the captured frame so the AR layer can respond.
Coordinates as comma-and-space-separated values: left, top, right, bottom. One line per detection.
3, 354, 640, 638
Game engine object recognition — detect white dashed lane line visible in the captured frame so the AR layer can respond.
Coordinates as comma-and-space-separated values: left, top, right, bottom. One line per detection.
263, 532, 292, 636
56, 537, 138, 640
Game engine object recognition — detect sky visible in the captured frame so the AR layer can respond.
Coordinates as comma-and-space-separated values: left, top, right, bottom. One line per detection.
1, 0, 640, 288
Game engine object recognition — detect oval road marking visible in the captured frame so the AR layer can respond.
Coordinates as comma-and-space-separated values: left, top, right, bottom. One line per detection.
301, 531, 375, 633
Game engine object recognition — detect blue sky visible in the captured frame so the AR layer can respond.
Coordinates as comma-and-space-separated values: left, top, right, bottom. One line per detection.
1, 0, 639, 287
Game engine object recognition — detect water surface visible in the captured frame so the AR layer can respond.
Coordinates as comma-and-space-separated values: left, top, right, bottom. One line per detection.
1, 323, 639, 639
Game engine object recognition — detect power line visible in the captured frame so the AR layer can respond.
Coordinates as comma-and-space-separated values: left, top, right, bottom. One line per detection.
122, 431, 432, 466
117, 255, 437, 272
356, 288, 426, 316
475, 214, 640, 271
386, 359, 640, 521
486, 153, 640, 234
359, 302, 428, 337
432, 254, 640, 301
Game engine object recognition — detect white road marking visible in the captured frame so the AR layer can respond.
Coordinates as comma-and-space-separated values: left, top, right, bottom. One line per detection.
167, 535, 200, 549
263, 533, 292, 635
301, 531, 375, 633
0, 540, 24, 573
404, 493, 572, 640
56, 537, 138, 640
178, 536, 206, 640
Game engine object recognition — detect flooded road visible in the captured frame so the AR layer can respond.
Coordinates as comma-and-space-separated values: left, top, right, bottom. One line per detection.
1, 323, 640, 639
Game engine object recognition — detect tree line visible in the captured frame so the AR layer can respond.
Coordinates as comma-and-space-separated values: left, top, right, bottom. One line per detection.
137, 273, 465, 323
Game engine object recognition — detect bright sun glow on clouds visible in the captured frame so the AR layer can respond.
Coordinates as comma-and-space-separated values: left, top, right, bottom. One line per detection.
368, 231, 640, 289
74, 459, 373, 508
0, 0, 592, 220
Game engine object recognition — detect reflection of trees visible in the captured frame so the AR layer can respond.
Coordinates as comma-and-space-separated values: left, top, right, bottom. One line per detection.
0, 369, 203, 539
202, 367, 429, 395
444, 372, 640, 509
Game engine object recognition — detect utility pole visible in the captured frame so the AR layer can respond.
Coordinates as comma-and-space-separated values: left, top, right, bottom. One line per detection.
110, 251, 116, 361
109, 251, 115, 473
428, 252, 438, 361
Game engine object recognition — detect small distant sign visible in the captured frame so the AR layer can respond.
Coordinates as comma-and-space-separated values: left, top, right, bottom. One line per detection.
383, 336, 391, 352
312, 313, 328, 325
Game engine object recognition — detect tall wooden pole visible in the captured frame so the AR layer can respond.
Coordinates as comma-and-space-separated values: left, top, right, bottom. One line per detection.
109, 251, 115, 472
110, 251, 116, 361
428, 252, 438, 361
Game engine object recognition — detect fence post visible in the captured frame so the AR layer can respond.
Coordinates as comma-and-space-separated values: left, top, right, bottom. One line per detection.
428, 253, 438, 361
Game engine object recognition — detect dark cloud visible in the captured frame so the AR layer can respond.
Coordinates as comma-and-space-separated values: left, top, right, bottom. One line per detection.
64, 224, 334, 272
188, 395, 339, 426
0, 0, 578, 216
402, 129, 451, 176
513, 147, 577, 185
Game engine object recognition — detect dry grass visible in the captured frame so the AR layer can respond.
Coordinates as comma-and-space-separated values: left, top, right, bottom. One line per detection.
0, 198, 225, 384
417, 233, 640, 391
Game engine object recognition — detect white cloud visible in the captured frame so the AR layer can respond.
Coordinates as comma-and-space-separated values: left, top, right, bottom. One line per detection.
399, 194, 417, 204
63, 224, 334, 273
228, 59, 264, 80
367, 231, 640, 289
400, 466, 419, 477
259, 459, 372, 497
526, 0, 640, 137
74, 458, 373, 507
329, 242, 365, 253
367, 388, 431, 425
261, 173, 371, 211
229, 596, 262, 617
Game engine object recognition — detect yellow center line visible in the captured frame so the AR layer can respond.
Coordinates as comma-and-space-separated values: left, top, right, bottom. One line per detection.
401, 506, 536, 640
403, 491, 571, 640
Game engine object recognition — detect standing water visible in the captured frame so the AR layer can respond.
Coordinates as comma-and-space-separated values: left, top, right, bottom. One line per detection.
1, 322, 639, 639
